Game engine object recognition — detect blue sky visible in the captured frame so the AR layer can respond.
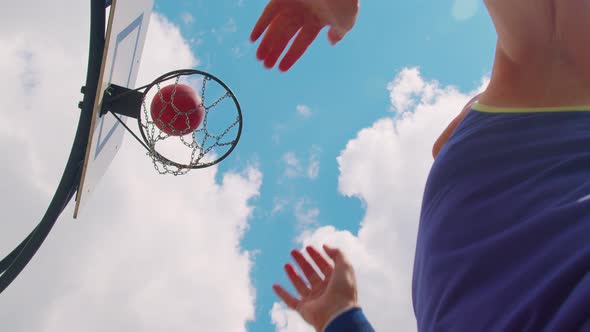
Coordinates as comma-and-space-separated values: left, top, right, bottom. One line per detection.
153, 1, 495, 331
0, 0, 497, 331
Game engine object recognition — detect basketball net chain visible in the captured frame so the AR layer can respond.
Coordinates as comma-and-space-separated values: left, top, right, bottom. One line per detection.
141, 76, 239, 175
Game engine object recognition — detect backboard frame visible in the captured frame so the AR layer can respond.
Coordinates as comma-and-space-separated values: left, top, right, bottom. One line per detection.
74, 0, 153, 218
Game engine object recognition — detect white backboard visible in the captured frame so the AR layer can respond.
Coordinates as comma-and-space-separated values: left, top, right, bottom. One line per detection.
74, 0, 153, 218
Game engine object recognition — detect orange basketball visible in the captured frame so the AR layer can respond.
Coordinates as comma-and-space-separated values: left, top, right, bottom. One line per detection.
150, 84, 204, 136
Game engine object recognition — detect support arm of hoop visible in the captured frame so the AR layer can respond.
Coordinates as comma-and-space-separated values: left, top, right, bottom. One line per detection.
100, 84, 143, 119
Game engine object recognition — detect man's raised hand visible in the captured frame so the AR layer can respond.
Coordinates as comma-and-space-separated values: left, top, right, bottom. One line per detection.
272, 245, 358, 331
250, 0, 359, 71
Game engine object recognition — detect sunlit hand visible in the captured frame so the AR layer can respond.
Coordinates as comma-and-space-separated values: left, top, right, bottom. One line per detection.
250, 0, 359, 71
273, 245, 358, 331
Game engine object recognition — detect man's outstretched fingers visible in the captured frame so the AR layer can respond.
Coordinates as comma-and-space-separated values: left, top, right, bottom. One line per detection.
278, 24, 321, 71
257, 19, 286, 61
250, 1, 280, 42
327, 27, 344, 45
285, 263, 311, 296
323, 244, 347, 266
272, 284, 300, 310
263, 16, 303, 68
306, 246, 333, 278
291, 249, 323, 287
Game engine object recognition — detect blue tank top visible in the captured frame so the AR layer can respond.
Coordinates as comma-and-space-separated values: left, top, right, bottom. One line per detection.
412, 104, 590, 331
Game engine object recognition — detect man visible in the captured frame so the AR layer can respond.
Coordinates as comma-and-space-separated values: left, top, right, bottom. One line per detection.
251, 0, 590, 331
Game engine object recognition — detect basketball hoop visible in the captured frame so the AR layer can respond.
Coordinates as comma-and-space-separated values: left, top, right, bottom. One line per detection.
101, 69, 243, 175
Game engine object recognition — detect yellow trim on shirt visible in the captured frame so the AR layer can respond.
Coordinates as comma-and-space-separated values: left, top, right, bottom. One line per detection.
472, 102, 590, 113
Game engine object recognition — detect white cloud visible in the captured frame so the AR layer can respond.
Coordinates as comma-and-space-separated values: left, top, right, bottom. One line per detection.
452, 0, 479, 21
387, 67, 439, 113
283, 151, 303, 178
272, 197, 289, 215
139, 13, 200, 76
272, 123, 287, 144
307, 145, 320, 179
212, 17, 238, 44
190, 31, 206, 47
231, 41, 252, 58
271, 302, 314, 332
294, 198, 320, 230
282, 147, 321, 180
296, 104, 312, 119
181, 12, 195, 25
0, 5, 259, 332
232, 46, 244, 57
223, 17, 238, 33
271, 68, 488, 331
